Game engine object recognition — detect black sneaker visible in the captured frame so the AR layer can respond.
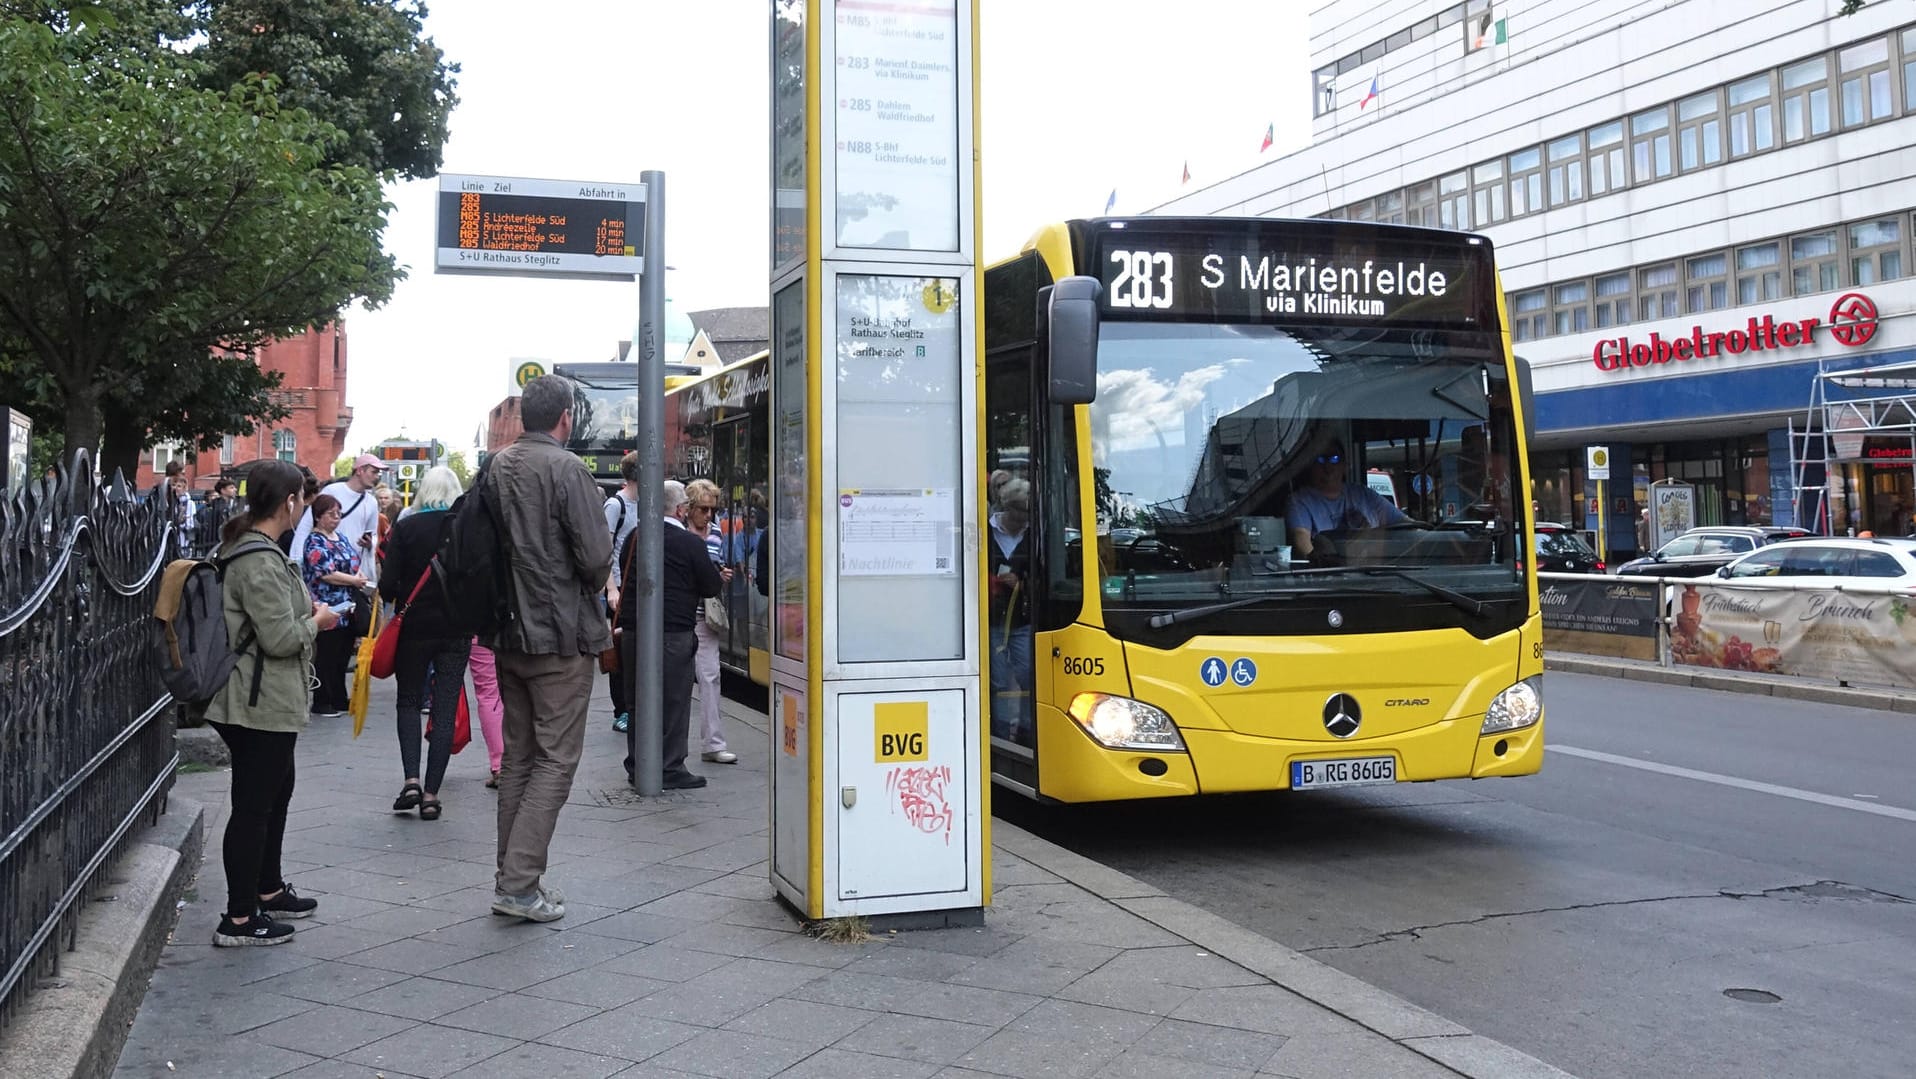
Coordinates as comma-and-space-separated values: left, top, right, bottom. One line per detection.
662, 772, 707, 790
258, 883, 317, 920
213, 911, 294, 947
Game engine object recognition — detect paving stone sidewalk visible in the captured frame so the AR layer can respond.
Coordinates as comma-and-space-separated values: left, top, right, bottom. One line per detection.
117, 674, 1484, 1079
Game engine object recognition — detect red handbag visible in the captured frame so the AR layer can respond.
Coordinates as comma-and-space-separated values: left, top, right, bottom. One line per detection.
370, 566, 433, 680
425, 687, 472, 754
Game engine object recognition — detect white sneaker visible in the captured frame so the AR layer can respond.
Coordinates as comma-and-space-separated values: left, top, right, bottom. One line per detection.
701, 750, 738, 764
491, 891, 565, 922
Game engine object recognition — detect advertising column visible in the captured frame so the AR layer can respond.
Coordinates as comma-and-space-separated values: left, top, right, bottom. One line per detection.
768, 0, 985, 925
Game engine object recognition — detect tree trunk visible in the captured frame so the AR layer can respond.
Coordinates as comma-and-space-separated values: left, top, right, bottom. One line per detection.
61, 385, 103, 482
98, 406, 146, 489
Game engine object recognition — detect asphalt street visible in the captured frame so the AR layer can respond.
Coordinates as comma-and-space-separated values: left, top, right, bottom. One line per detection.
998, 671, 1916, 1079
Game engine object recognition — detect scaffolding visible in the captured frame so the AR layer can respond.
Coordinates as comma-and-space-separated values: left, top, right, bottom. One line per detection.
1789, 359, 1916, 535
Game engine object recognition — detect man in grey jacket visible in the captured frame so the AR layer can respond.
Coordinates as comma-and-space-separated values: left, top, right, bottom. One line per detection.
486, 374, 613, 923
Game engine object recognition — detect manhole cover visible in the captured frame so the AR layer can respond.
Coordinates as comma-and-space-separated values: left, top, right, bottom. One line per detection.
1723, 988, 1782, 1004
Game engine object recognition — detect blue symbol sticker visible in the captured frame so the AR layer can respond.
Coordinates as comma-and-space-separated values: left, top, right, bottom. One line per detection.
1230, 658, 1259, 687
1199, 657, 1228, 687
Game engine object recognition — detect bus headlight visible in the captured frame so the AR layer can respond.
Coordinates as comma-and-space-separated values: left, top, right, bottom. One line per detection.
1482, 676, 1543, 735
1067, 693, 1186, 751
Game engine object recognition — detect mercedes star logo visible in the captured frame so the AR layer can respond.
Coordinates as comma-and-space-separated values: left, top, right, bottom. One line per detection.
1323, 693, 1362, 738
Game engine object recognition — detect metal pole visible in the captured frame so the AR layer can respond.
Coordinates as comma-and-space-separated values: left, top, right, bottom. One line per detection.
631, 170, 665, 796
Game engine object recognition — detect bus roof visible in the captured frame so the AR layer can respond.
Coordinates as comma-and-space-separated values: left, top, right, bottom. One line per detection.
662, 349, 771, 398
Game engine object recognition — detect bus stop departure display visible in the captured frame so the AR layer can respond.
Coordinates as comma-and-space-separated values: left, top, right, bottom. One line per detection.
434, 174, 645, 280
1094, 229, 1494, 329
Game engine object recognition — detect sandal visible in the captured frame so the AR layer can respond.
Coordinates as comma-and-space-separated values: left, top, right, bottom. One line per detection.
419, 799, 441, 821
392, 783, 423, 812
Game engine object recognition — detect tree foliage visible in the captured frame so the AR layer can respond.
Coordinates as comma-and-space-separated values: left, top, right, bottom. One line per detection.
196, 0, 458, 180
0, 0, 457, 478
0, 14, 397, 476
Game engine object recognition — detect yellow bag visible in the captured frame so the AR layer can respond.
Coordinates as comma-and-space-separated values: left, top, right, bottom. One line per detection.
349, 595, 381, 737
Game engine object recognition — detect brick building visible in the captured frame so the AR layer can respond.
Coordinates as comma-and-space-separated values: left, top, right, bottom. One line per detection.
136, 324, 353, 491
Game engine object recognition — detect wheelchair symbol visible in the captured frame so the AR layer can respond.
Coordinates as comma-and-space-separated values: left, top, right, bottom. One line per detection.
1230, 658, 1258, 687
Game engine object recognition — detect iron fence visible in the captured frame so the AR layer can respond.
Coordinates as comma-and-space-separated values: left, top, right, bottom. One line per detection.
0, 452, 176, 1029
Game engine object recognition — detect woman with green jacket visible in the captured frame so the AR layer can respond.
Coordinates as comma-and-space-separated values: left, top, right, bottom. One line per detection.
204, 460, 340, 946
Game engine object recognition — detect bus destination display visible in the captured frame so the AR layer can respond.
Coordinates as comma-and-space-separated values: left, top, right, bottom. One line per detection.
434, 174, 646, 281
1094, 231, 1493, 328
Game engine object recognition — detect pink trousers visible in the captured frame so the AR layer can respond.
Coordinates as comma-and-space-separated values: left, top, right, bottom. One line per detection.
467, 639, 505, 772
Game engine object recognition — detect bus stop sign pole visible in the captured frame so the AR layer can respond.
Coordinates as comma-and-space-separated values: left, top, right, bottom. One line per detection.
630, 170, 665, 796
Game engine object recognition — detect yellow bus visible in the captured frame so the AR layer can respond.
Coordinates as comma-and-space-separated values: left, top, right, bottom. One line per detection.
985, 217, 1544, 802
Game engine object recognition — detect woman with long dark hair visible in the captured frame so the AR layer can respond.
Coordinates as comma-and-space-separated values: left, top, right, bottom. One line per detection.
205, 460, 340, 945
300, 492, 366, 716
377, 466, 472, 819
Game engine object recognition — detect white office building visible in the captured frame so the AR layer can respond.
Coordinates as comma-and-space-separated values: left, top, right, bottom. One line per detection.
1156, 0, 1916, 550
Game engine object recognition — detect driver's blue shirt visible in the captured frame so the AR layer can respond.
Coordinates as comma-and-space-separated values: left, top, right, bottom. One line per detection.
1286, 484, 1408, 537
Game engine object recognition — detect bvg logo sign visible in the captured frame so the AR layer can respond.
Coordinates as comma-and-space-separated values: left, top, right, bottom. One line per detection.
1829, 292, 1878, 348
874, 701, 929, 763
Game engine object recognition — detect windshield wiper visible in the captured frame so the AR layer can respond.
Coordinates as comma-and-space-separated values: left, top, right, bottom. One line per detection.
1147, 591, 1300, 629
1288, 564, 1489, 617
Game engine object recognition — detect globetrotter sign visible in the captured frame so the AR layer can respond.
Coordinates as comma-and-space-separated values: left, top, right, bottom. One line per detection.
1591, 292, 1878, 372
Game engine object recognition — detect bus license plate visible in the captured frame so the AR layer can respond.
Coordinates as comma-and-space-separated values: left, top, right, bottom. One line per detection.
1291, 756, 1396, 790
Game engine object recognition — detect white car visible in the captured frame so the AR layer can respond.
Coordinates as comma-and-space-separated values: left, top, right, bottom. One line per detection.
1716, 537, 1916, 593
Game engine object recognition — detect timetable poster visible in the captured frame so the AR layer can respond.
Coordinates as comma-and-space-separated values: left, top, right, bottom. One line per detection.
832, 1, 960, 251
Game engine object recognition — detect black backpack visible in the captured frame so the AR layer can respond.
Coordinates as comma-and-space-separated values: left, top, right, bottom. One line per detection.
432, 461, 514, 638
152, 542, 283, 709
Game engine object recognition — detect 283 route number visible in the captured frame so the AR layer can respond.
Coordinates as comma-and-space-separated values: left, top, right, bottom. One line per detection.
1061, 656, 1105, 676
1108, 250, 1174, 309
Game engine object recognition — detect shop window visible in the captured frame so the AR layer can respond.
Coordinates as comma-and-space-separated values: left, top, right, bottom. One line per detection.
1685, 252, 1728, 313
1405, 180, 1437, 227
1677, 91, 1723, 171
1439, 170, 1470, 230
1838, 38, 1893, 127
1510, 288, 1547, 342
1547, 134, 1584, 206
1376, 189, 1405, 224
1780, 56, 1832, 142
1849, 218, 1903, 284
1506, 148, 1543, 218
1905, 28, 1916, 116
1629, 105, 1674, 183
1790, 229, 1840, 294
1594, 272, 1632, 328
1472, 159, 1506, 227
1735, 242, 1783, 305
1585, 121, 1626, 196
1727, 73, 1777, 157
1639, 263, 1679, 320
1552, 280, 1590, 335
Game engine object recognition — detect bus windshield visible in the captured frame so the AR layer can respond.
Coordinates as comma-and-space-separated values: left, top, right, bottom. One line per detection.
1085, 320, 1523, 639
568, 373, 640, 450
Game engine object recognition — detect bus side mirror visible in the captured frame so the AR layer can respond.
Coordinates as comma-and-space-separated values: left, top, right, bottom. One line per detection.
1045, 276, 1101, 405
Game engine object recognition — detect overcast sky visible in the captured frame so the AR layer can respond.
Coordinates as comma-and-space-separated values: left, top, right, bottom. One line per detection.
343, 1, 1309, 454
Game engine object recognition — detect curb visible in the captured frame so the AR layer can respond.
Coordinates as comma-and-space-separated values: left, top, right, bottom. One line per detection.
1544, 654, 1913, 712
994, 821, 1579, 1079
176, 725, 232, 768
0, 798, 204, 1079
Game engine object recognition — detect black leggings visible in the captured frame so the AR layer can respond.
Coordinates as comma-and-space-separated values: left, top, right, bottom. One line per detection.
210, 723, 297, 919
313, 627, 354, 712
394, 634, 472, 794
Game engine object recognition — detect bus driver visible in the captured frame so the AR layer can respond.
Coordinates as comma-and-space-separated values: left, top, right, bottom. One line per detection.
1287, 441, 1408, 560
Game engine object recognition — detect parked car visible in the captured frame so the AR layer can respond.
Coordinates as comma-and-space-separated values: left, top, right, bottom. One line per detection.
1613, 525, 1812, 578
1533, 522, 1604, 573
1716, 536, 1916, 591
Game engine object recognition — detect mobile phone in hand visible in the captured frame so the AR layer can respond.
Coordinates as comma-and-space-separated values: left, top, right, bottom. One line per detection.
329, 600, 355, 617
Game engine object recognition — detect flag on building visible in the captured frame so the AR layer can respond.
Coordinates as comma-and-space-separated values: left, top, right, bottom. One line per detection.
1103, 188, 1117, 215
1359, 73, 1381, 110
1259, 123, 1274, 153
1181, 161, 1191, 185
1468, 4, 1508, 51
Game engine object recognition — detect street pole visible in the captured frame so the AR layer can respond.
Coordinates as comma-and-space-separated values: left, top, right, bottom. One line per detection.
630, 170, 665, 795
